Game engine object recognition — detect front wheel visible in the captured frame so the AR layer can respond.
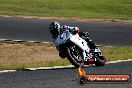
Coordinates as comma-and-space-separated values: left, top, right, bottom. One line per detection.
66, 45, 84, 68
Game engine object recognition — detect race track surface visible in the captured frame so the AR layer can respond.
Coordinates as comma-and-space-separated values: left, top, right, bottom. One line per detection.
0, 16, 132, 45
0, 61, 132, 88
0, 16, 132, 88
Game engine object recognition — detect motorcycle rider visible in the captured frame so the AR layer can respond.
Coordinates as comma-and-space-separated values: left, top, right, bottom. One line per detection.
49, 21, 97, 59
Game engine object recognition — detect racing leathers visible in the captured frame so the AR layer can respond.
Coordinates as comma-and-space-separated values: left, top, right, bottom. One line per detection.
52, 25, 97, 58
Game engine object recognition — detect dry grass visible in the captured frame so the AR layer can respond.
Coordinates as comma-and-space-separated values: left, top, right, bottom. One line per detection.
0, 42, 57, 64
0, 41, 70, 70
0, 41, 132, 70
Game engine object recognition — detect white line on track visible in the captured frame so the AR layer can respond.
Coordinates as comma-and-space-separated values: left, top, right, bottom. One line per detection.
0, 59, 132, 73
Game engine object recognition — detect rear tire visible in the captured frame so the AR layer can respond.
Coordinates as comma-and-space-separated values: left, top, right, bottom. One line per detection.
95, 56, 106, 66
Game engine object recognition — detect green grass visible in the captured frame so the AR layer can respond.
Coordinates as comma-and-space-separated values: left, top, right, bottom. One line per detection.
0, 0, 132, 19
102, 46, 132, 61
0, 41, 132, 70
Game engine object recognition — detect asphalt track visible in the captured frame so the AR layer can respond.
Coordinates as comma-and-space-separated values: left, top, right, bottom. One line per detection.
0, 16, 132, 45
0, 16, 132, 88
0, 61, 132, 88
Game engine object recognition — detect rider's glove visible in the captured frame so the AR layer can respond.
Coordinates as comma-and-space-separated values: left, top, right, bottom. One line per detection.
70, 27, 79, 35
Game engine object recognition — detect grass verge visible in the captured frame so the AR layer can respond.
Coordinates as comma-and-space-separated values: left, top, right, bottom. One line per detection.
0, 41, 132, 70
0, 0, 132, 19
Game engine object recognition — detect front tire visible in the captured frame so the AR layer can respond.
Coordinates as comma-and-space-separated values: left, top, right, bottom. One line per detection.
66, 45, 84, 68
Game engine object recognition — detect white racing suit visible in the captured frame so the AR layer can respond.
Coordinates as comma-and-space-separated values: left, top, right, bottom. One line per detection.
53, 25, 97, 58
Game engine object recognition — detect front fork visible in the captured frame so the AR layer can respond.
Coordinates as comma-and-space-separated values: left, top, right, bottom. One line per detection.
83, 51, 93, 61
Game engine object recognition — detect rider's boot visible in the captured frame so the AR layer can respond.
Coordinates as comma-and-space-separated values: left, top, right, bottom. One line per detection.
85, 38, 97, 50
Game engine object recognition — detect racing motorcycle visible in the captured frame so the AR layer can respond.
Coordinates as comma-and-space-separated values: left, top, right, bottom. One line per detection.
54, 29, 106, 68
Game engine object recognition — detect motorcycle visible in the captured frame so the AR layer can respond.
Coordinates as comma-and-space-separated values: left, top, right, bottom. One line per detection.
54, 29, 106, 68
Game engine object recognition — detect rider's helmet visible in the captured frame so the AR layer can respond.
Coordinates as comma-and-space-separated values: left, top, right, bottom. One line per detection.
49, 21, 61, 38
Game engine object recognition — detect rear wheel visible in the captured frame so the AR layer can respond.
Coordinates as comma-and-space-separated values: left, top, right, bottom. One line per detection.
67, 45, 84, 68
95, 56, 106, 66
